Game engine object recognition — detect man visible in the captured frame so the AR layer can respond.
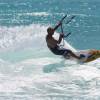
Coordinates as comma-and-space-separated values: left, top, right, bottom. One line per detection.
46, 22, 100, 63
46, 22, 81, 60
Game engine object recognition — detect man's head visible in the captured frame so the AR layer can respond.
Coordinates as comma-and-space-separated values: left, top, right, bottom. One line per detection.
47, 27, 54, 35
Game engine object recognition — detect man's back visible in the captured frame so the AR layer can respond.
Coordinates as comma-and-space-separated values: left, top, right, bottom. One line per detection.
46, 35, 58, 48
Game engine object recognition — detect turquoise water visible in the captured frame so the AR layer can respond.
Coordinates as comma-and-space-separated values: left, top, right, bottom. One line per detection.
0, 0, 100, 100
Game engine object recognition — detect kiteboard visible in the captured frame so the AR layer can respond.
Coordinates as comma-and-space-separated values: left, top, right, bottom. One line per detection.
64, 45, 100, 63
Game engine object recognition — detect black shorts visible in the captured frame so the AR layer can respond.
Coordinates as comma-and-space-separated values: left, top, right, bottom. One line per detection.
49, 46, 70, 56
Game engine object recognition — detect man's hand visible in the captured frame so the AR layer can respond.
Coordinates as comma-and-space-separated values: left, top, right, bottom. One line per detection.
54, 22, 62, 31
60, 33, 64, 38
58, 33, 64, 44
58, 21, 62, 26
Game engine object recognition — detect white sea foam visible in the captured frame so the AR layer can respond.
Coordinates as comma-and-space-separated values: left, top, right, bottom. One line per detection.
0, 24, 100, 100
0, 23, 76, 53
0, 24, 47, 52
0, 56, 100, 100
18, 12, 49, 17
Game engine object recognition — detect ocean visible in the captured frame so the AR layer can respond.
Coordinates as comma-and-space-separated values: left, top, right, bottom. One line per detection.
0, 0, 100, 100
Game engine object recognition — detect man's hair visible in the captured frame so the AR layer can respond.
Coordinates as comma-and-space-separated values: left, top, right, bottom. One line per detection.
47, 27, 54, 34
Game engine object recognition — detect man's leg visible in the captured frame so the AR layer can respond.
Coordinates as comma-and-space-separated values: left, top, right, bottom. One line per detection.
64, 50, 80, 59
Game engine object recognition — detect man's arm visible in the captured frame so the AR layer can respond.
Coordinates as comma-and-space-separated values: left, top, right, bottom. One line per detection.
53, 22, 62, 31
54, 15, 67, 31
57, 34, 64, 44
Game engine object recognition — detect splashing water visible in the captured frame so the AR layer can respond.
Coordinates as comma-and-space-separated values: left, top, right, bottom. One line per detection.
0, 23, 100, 100
0, 0, 100, 100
